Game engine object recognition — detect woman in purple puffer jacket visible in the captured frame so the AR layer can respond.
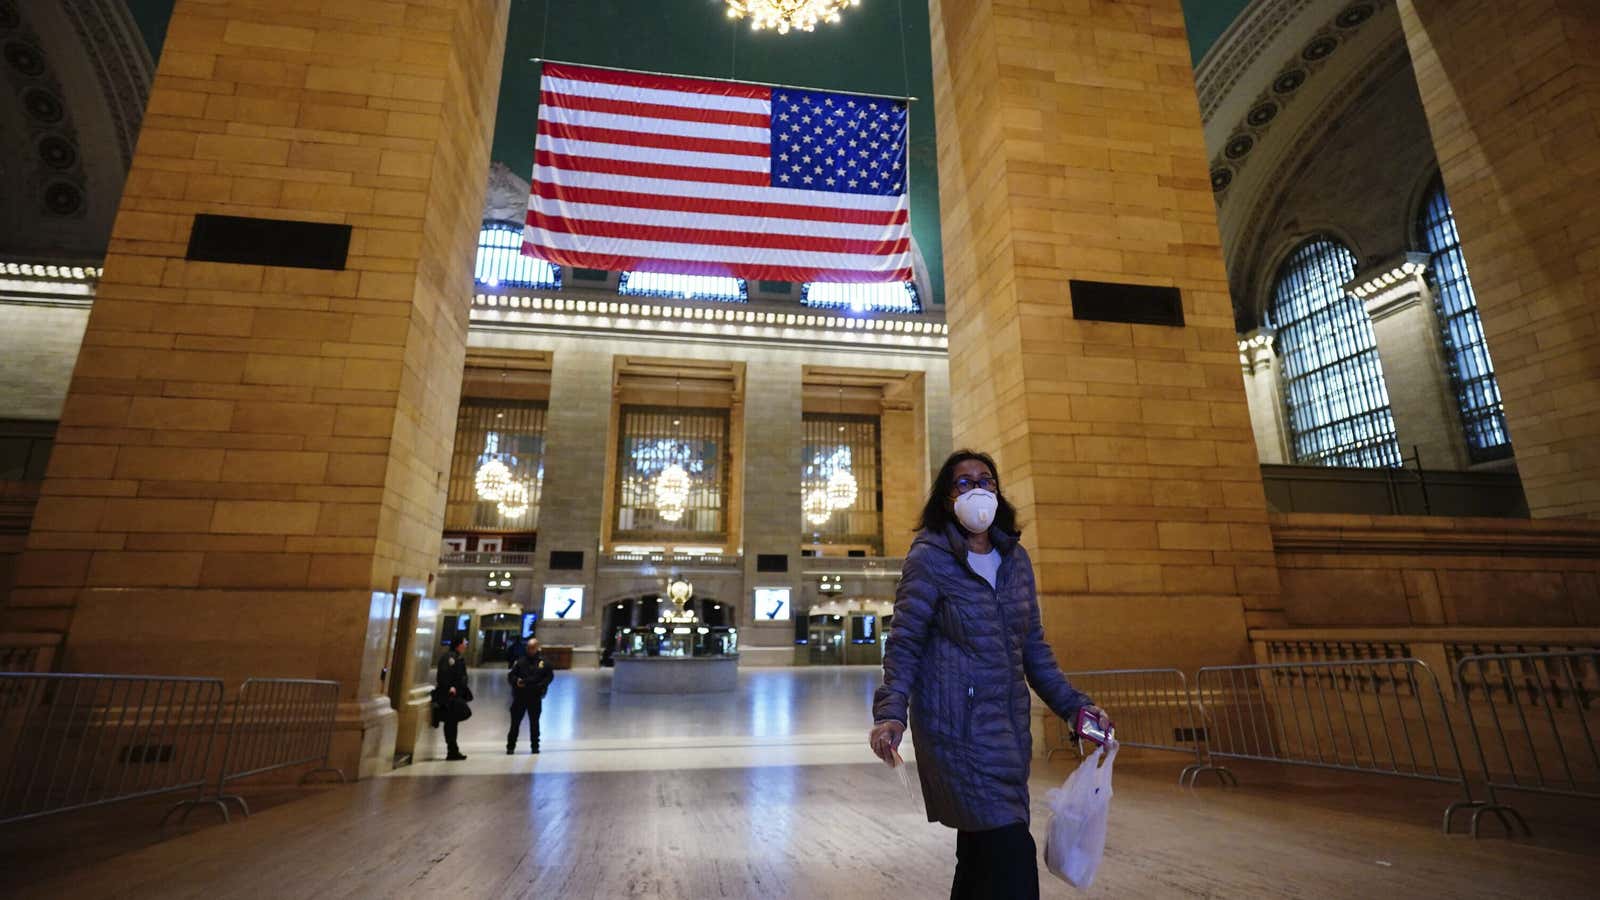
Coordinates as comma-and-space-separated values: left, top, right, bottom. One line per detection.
870, 450, 1112, 900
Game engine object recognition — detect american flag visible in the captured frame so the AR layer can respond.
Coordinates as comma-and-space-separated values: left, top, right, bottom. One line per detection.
522, 63, 912, 284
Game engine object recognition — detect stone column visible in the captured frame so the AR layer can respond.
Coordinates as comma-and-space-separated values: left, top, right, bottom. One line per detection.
929, 0, 1283, 667
527, 347, 614, 651
1354, 263, 1471, 470
879, 373, 927, 558
3, 1, 510, 776
1238, 330, 1289, 465
1399, 0, 1600, 516
740, 360, 802, 657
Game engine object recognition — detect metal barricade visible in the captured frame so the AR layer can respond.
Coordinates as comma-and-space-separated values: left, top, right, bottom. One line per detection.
1046, 668, 1234, 785
0, 674, 224, 825
170, 678, 346, 823
1190, 659, 1476, 832
1451, 650, 1600, 837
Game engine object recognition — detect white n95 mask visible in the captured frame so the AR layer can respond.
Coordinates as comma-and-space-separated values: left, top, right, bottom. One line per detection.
953, 488, 997, 533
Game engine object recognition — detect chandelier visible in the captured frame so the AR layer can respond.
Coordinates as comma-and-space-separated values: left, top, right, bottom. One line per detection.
497, 480, 530, 518
474, 458, 512, 501
655, 463, 691, 523
826, 468, 858, 510
725, 0, 861, 34
804, 488, 832, 526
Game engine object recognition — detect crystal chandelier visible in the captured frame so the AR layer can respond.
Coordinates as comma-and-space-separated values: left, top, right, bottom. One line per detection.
826, 468, 858, 510
497, 480, 530, 518
725, 0, 861, 34
474, 458, 512, 501
804, 488, 833, 526
655, 463, 691, 523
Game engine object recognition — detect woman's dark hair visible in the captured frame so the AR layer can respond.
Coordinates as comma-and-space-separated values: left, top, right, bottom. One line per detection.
916, 449, 1020, 536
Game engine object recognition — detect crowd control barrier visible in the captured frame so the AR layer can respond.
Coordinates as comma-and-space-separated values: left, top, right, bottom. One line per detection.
1047, 668, 1235, 785
1190, 658, 1478, 832
1451, 650, 1600, 837
169, 678, 345, 823
0, 674, 224, 825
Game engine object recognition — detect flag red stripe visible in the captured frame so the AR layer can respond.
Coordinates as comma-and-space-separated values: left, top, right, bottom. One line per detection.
539, 90, 769, 129
534, 149, 769, 187
543, 63, 770, 101
537, 121, 769, 158
528, 180, 908, 227
529, 210, 910, 256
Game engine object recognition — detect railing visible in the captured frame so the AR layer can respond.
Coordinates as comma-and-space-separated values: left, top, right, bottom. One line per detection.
1451, 650, 1600, 837
800, 555, 904, 577
1191, 659, 1477, 832
1044, 668, 1228, 783
439, 551, 534, 567
170, 678, 345, 823
0, 674, 224, 825
600, 551, 741, 569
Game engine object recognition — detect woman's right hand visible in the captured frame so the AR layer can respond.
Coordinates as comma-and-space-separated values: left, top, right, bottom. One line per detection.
868, 720, 906, 765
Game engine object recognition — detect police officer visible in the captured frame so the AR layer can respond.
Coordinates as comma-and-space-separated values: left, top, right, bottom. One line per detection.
434, 637, 472, 761
507, 638, 554, 754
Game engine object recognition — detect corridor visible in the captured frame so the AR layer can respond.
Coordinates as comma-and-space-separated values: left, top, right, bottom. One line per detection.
8, 667, 1599, 898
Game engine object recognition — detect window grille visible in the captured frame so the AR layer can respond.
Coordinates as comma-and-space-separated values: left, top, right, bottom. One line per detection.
446, 400, 547, 531
1417, 177, 1511, 461
801, 413, 883, 552
475, 221, 560, 290
618, 271, 747, 302
1269, 239, 1402, 467
614, 406, 730, 540
802, 281, 920, 313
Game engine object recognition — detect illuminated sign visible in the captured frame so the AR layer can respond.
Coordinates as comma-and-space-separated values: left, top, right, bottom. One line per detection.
755, 587, 791, 621
542, 585, 584, 620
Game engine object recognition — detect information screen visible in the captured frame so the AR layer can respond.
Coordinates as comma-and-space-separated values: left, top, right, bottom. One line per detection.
754, 587, 791, 621
542, 585, 584, 621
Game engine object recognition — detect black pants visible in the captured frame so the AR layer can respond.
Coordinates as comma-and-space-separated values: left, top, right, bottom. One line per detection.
508, 696, 543, 748
950, 822, 1039, 900
442, 718, 460, 755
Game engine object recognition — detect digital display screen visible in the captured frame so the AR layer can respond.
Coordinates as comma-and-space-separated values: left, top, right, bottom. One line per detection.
851, 614, 876, 644
521, 613, 538, 638
542, 585, 584, 620
755, 587, 791, 621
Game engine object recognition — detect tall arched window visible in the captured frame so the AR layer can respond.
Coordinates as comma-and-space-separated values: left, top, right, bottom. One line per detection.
1269, 238, 1402, 467
1417, 177, 1511, 460
476, 221, 560, 289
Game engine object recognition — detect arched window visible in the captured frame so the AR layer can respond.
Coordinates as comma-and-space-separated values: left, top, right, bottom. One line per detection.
618, 271, 747, 302
1417, 177, 1510, 460
802, 281, 920, 313
475, 221, 560, 289
1269, 238, 1402, 467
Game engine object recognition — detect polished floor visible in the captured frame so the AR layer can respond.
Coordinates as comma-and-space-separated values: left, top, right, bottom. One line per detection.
7, 667, 1600, 898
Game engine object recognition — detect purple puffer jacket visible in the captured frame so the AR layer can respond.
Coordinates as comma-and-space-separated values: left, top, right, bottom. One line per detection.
873, 524, 1091, 832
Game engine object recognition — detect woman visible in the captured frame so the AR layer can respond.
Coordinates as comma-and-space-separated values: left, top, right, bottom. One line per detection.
869, 450, 1111, 899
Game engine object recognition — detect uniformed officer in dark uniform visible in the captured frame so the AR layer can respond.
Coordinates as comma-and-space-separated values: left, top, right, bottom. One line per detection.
507, 637, 554, 754
434, 637, 472, 761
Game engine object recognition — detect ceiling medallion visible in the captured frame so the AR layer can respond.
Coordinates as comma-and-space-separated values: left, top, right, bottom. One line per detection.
724, 0, 861, 34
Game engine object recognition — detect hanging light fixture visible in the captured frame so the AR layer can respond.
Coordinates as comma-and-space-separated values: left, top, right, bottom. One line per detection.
804, 488, 833, 526
825, 386, 858, 510
655, 463, 690, 522
725, 0, 861, 34
497, 480, 530, 518
474, 458, 512, 501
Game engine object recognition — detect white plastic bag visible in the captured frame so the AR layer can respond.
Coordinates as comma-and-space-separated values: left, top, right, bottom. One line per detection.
1043, 741, 1117, 889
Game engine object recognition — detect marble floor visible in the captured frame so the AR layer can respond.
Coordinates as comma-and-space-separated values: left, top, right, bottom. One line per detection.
6, 666, 1600, 898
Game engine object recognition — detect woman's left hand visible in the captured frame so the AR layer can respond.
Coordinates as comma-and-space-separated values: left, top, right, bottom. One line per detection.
1083, 704, 1113, 735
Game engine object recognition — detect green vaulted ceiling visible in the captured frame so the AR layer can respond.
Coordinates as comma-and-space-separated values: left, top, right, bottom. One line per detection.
125, 1, 1254, 307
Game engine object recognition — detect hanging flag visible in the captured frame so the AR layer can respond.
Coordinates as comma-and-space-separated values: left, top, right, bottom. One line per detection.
522, 63, 911, 284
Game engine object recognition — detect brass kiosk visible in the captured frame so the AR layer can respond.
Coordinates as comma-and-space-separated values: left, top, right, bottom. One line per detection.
611, 579, 739, 693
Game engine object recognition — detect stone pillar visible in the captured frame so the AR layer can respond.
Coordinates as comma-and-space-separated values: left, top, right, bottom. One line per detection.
1238, 330, 1289, 465
1399, 0, 1600, 516
929, 0, 1282, 668
880, 373, 927, 558
3, 1, 510, 777
1355, 263, 1471, 470
740, 360, 802, 654
527, 347, 613, 651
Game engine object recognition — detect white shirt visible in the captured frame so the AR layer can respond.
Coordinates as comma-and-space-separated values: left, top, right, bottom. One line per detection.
968, 549, 1001, 589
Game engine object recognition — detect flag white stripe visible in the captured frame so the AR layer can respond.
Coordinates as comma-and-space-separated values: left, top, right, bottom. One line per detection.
527, 195, 897, 241
524, 230, 911, 271
542, 76, 770, 116
530, 165, 909, 213
535, 135, 771, 175
540, 104, 770, 144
